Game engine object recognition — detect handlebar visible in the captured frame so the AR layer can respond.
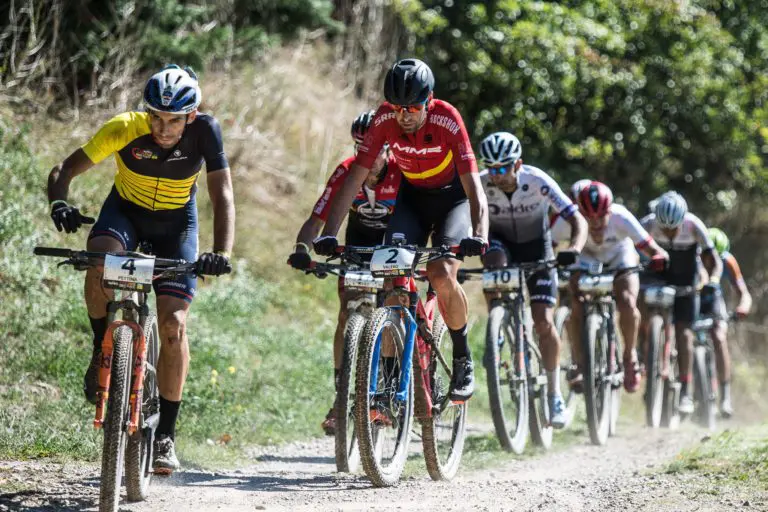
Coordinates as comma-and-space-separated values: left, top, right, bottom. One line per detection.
458, 259, 557, 282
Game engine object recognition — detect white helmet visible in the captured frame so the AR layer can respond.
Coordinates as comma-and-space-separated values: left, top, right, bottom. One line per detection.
479, 132, 522, 167
570, 179, 592, 201
143, 64, 201, 114
655, 191, 688, 228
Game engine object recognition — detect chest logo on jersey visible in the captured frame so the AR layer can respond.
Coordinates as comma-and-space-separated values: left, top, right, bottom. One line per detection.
490, 202, 539, 216
132, 148, 158, 160
391, 142, 443, 155
167, 149, 188, 162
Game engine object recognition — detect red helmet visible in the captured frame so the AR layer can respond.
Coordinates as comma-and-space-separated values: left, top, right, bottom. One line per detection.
577, 181, 613, 219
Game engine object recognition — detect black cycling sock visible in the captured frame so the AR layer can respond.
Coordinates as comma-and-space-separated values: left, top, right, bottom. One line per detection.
334, 368, 340, 392
157, 395, 181, 440
89, 316, 107, 352
449, 325, 471, 361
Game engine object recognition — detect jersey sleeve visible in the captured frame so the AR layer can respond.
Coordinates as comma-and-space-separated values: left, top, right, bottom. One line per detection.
689, 214, 714, 250
445, 104, 478, 176
200, 116, 229, 172
355, 104, 390, 169
614, 205, 652, 249
311, 162, 350, 221
536, 168, 576, 218
81, 113, 139, 164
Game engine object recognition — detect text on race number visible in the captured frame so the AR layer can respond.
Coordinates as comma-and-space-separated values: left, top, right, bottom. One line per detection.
343, 271, 384, 290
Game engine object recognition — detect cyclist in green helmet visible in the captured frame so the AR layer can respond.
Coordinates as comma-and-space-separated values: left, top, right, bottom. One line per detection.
702, 227, 752, 418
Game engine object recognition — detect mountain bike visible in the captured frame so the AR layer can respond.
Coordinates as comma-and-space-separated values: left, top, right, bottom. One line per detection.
460, 261, 555, 454
34, 246, 228, 512
336, 240, 467, 487
298, 259, 384, 473
572, 263, 633, 446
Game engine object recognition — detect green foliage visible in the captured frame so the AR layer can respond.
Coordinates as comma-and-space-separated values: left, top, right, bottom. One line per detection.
396, 0, 768, 214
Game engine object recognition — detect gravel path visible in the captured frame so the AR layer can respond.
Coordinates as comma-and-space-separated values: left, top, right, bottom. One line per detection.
2, 420, 766, 512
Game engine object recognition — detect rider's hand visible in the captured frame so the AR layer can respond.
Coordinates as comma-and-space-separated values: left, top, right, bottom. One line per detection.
197, 252, 231, 276
313, 235, 339, 256
288, 251, 312, 270
649, 255, 669, 273
50, 201, 95, 233
459, 237, 488, 257
735, 307, 749, 320
556, 249, 578, 267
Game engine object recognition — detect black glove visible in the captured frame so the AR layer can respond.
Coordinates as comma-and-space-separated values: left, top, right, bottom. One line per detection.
556, 250, 578, 267
50, 201, 95, 233
459, 237, 488, 257
313, 235, 339, 256
197, 252, 231, 276
288, 251, 312, 270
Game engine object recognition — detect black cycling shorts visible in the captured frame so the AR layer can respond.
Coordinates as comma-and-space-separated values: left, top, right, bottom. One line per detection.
384, 175, 470, 247
487, 238, 558, 305
89, 187, 198, 303
639, 271, 698, 324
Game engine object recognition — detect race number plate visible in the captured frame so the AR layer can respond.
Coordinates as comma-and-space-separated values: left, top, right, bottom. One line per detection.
482, 268, 520, 291
370, 247, 416, 277
103, 254, 155, 292
343, 271, 384, 291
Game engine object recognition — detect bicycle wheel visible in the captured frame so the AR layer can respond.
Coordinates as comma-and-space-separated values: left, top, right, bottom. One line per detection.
644, 315, 665, 428
693, 345, 716, 430
554, 305, 578, 429
423, 313, 468, 480
527, 332, 552, 449
355, 307, 413, 487
125, 314, 159, 502
485, 304, 528, 454
660, 333, 681, 429
583, 313, 610, 446
608, 327, 622, 437
335, 311, 366, 473
100, 325, 133, 512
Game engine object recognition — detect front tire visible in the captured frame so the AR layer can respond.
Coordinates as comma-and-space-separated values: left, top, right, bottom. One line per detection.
644, 315, 665, 428
693, 345, 716, 430
583, 313, 610, 446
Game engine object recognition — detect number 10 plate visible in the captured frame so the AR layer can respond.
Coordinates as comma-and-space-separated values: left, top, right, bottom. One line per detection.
482, 268, 520, 291
103, 254, 155, 292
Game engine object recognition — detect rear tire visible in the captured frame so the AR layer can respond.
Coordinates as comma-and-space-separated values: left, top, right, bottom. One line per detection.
485, 304, 528, 454
100, 326, 133, 512
355, 307, 413, 487
335, 312, 366, 473
527, 334, 552, 449
644, 315, 665, 428
125, 315, 159, 502
583, 313, 610, 446
554, 305, 578, 429
693, 345, 716, 430
423, 314, 468, 480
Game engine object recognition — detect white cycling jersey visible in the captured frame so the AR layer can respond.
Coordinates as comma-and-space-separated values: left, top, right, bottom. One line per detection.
552, 203, 651, 270
483, 165, 576, 261
641, 212, 714, 284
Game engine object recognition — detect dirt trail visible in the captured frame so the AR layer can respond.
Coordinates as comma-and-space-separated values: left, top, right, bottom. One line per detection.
2, 419, 766, 512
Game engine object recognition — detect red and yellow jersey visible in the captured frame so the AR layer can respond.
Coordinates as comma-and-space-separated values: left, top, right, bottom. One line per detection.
355, 99, 477, 189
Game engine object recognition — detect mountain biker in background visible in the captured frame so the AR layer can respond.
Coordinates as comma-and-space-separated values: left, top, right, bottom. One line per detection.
703, 227, 752, 417
313, 58, 489, 402
478, 131, 587, 428
288, 110, 401, 434
640, 192, 722, 415
46, 65, 234, 474
551, 181, 669, 394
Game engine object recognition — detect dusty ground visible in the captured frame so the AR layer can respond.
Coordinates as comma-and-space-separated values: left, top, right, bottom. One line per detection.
2, 419, 766, 512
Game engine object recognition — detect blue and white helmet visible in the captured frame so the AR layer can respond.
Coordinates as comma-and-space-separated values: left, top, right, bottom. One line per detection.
479, 131, 522, 167
655, 191, 688, 228
143, 65, 201, 114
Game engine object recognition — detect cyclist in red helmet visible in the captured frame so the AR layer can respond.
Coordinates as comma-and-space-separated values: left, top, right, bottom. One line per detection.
552, 181, 669, 393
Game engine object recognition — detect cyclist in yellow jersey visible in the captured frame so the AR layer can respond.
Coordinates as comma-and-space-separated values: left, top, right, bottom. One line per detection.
46, 64, 235, 474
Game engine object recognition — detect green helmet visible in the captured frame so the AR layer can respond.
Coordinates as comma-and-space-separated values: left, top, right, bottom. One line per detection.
709, 227, 730, 255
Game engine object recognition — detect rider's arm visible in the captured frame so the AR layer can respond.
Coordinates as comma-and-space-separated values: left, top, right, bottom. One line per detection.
47, 149, 96, 202
616, 205, 669, 260
459, 172, 489, 240
295, 217, 324, 252
638, 238, 669, 260
724, 253, 752, 314
565, 211, 588, 252
691, 214, 722, 282
206, 169, 235, 256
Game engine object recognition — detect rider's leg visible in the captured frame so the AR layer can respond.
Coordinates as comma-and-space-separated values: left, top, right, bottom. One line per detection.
711, 318, 733, 415
531, 302, 559, 389
427, 257, 468, 356
566, 271, 584, 369
155, 295, 192, 435
674, 294, 697, 404
614, 272, 641, 392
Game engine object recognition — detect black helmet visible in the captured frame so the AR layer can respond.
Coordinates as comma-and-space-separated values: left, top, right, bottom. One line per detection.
351, 110, 376, 144
384, 58, 435, 105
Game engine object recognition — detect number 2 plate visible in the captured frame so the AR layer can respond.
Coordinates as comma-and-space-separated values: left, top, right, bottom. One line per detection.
370, 247, 416, 277
103, 254, 155, 292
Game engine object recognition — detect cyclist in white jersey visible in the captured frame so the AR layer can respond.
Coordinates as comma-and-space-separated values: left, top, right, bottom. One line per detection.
640, 191, 722, 414
478, 132, 587, 428
551, 181, 669, 393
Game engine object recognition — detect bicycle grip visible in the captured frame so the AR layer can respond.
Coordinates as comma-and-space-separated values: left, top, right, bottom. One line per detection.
33, 246, 74, 257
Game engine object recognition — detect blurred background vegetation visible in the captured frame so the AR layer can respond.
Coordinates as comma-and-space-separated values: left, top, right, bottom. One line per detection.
1, 0, 766, 464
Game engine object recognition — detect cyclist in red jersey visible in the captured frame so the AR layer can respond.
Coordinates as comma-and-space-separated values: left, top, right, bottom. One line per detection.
289, 111, 401, 433
314, 58, 489, 401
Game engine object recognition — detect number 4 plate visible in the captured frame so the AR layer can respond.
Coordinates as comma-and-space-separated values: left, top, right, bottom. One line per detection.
370, 247, 416, 277
103, 254, 155, 292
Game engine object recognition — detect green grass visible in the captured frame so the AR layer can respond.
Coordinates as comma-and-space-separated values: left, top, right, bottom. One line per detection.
665, 424, 768, 487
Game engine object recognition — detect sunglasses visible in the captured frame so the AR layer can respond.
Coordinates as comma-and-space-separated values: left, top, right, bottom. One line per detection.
488, 166, 511, 176
391, 101, 428, 114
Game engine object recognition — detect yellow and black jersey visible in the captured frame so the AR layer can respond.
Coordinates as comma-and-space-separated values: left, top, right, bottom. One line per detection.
82, 111, 228, 211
